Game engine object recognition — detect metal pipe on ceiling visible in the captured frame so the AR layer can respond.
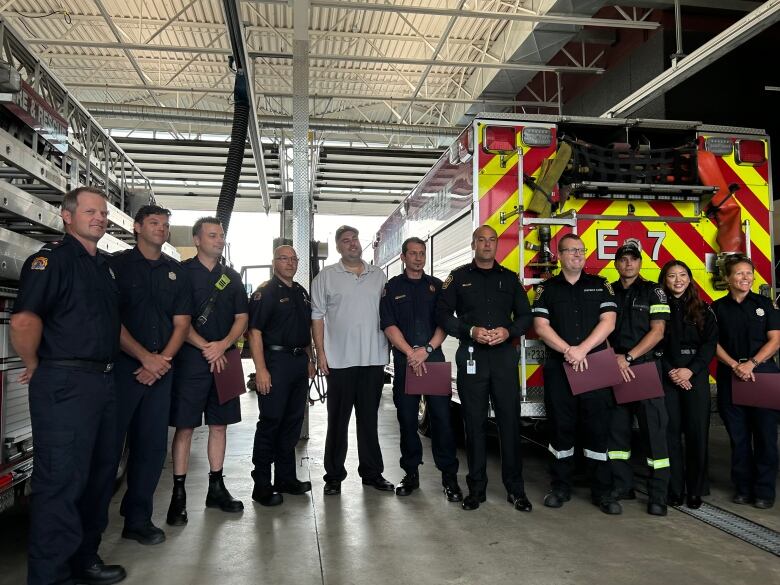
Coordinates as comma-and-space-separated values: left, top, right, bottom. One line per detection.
83, 103, 461, 137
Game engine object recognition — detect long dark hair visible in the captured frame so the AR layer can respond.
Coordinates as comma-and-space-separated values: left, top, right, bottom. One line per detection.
658, 260, 707, 334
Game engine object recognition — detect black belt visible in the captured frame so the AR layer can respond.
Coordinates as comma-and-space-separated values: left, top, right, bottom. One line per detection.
266, 345, 308, 356
43, 359, 114, 373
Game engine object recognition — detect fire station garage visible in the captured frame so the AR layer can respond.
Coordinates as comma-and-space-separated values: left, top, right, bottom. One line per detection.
1, 2, 779, 585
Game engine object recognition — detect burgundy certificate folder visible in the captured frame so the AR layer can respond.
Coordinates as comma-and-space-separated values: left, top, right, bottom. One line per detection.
404, 362, 452, 396
564, 347, 623, 395
214, 348, 247, 405
612, 361, 664, 404
732, 374, 780, 410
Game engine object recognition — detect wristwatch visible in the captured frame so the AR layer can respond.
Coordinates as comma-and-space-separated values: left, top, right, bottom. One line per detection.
425, 344, 434, 354
750, 357, 760, 367
625, 353, 635, 364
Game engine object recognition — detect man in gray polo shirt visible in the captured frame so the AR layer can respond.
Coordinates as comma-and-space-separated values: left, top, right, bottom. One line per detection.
311, 225, 392, 495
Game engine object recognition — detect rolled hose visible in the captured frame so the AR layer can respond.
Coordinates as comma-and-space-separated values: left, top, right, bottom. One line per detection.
216, 72, 249, 236
698, 150, 744, 254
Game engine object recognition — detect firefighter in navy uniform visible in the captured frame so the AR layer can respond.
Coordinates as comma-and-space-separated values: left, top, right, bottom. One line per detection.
532, 233, 620, 515
608, 243, 671, 516
10, 187, 126, 585
436, 225, 532, 512
380, 237, 462, 501
247, 245, 315, 506
713, 255, 780, 509
108, 205, 192, 545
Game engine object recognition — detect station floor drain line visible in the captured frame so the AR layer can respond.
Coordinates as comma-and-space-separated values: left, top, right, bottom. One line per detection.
302, 451, 326, 585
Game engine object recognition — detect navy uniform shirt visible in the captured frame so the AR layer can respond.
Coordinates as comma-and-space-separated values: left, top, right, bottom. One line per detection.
712, 291, 780, 361
661, 297, 718, 374
436, 261, 532, 344
248, 275, 311, 348
380, 272, 442, 349
531, 272, 617, 360
13, 234, 120, 362
609, 276, 670, 356
109, 246, 192, 353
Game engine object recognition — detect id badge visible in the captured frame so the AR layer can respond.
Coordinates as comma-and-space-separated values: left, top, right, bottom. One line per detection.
466, 346, 476, 375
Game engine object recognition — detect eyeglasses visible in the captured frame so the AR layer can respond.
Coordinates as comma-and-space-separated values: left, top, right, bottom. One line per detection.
560, 247, 587, 256
274, 256, 299, 263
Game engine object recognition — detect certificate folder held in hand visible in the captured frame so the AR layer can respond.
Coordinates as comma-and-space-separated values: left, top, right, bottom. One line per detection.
214, 348, 247, 405
612, 362, 664, 405
404, 362, 452, 396
732, 373, 780, 410
564, 347, 623, 395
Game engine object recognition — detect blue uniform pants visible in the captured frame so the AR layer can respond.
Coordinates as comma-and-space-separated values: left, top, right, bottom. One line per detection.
114, 353, 172, 528
392, 351, 458, 477
27, 364, 119, 585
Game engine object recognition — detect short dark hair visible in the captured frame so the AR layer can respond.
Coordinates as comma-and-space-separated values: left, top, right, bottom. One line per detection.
401, 237, 426, 255
557, 233, 582, 252
134, 204, 171, 225
61, 186, 107, 214
192, 216, 222, 237
723, 254, 754, 277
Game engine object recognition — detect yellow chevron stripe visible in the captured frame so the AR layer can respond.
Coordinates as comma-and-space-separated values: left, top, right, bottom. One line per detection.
500, 244, 520, 272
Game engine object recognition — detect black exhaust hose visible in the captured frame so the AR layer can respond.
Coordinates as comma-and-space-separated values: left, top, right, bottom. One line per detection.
216, 71, 249, 236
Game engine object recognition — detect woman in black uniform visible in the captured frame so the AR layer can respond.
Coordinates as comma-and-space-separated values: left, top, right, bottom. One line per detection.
659, 261, 717, 509
712, 255, 780, 510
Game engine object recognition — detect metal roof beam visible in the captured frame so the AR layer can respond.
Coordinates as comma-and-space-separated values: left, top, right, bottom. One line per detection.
603, 0, 780, 117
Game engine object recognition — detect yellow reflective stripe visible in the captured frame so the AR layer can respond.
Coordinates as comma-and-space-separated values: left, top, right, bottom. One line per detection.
608, 451, 631, 460
647, 458, 670, 469
649, 305, 670, 314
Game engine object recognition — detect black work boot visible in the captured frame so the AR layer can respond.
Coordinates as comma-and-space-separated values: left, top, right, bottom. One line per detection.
166, 482, 188, 527
395, 471, 419, 496
206, 470, 244, 513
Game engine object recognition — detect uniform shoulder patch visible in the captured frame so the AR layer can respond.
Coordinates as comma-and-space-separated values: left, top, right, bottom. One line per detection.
30, 256, 48, 271
654, 287, 667, 303
252, 291, 262, 301
603, 280, 615, 296
442, 274, 454, 289
535, 285, 544, 301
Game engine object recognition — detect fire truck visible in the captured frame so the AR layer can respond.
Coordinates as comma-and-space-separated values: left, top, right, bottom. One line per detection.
0, 18, 177, 514
373, 113, 774, 422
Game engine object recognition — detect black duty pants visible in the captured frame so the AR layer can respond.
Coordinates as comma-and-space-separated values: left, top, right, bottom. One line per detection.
663, 369, 711, 499
717, 362, 779, 501
323, 365, 385, 482
27, 363, 119, 585
114, 353, 171, 529
543, 360, 613, 500
252, 351, 309, 487
455, 343, 523, 495
392, 350, 458, 477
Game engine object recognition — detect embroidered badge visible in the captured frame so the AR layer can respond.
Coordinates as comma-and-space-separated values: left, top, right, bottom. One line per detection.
442, 274, 453, 289
169, 271, 177, 281
252, 291, 262, 301
535, 285, 544, 301
429, 284, 435, 293
30, 256, 48, 271
656, 288, 667, 303
756, 308, 765, 317
604, 280, 615, 296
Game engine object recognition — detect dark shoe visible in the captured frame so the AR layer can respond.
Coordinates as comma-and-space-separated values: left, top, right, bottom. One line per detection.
647, 502, 668, 516
462, 492, 486, 511
275, 479, 312, 495
73, 561, 127, 585
686, 495, 702, 509
166, 485, 188, 527
594, 496, 622, 515
732, 493, 753, 505
323, 480, 341, 495
206, 474, 244, 513
668, 494, 684, 507
252, 484, 283, 507
543, 491, 571, 509
753, 498, 775, 509
507, 492, 532, 512
121, 522, 165, 546
395, 472, 419, 496
442, 475, 463, 502
362, 475, 395, 492
612, 488, 636, 501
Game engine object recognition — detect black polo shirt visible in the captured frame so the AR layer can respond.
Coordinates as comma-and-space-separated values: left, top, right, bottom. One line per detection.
661, 297, 718, 374
531, 271, 617, 360
712, 291, 780, 361
436, 261, 531, 344
609, 276, 670, 356
248, 275, 311, 348
14, 234, 120, 362
380, 271, 442, 348
109, 246, 192, 353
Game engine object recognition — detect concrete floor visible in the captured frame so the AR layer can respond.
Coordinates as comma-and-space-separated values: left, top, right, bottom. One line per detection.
1, 377, 779, 585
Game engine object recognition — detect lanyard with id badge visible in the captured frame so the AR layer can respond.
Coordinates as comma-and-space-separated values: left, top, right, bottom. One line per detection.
467, 346, 476, 374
